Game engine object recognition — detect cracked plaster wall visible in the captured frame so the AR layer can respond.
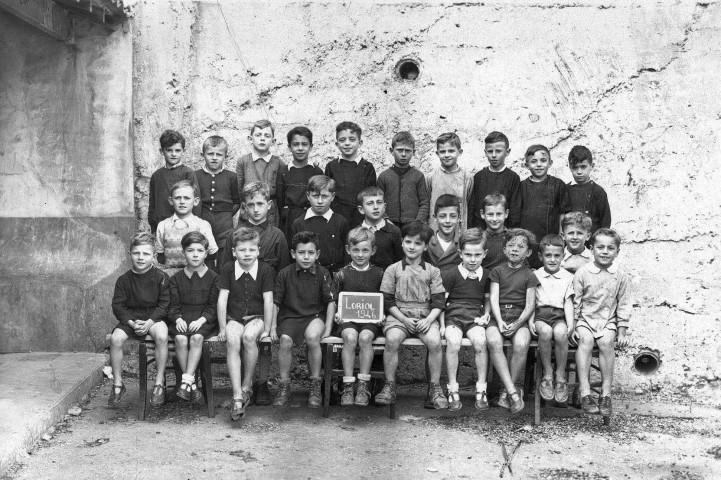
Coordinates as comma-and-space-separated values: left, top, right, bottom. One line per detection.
130, 0, 718, 395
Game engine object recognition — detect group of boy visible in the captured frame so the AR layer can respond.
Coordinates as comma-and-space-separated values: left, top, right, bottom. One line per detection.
110, 121, 629, 421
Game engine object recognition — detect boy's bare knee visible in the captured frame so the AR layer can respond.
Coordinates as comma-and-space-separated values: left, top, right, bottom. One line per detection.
358, 331, 374, 346
341, 330, 358, 345
110, 330, 127, 348
174, 335, 188, 346
553, 325, 568, 341
279, 335, 294, 349
189, 335, 203, 347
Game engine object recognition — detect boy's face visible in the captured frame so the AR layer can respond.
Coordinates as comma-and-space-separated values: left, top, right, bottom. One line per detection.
130, 244, 155, 273
461, 243, 486, 272
233, 240, 260, 268
563, 225, 590, 254
540, 245, 564, 274
390, 142, 414, 168
291, 242, 320, 270
484, 141, 510, 171
358, 195, 386, 224
436, 142, 462, 170
161, 142, 184, 167
307, 188, 334, 215
570, 160, 593, 185
481, 204, 508, 232
202, 145, 227, 173
436, 206, 459, 238
592, 234, 619, 269
402, 234, 427, 262
249, 126, 275, 154
336, 129, 362, 160
346, 240, 376, 269
289, 134, 312, 163
244, 193, 270, 224
168, 186, 199, 218
184, 242, 208, 270
526, 151, 552, 179
503, 236, 531, 266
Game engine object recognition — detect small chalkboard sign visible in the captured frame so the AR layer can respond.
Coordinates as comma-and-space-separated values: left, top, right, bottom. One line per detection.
338, 292, 384, 324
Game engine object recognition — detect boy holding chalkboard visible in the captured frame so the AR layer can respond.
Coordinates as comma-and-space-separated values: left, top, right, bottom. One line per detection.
333, 227, 385, 406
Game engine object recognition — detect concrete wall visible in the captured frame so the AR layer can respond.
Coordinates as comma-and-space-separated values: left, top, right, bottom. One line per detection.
0, 13, 134, 352
131, 0, 720, 395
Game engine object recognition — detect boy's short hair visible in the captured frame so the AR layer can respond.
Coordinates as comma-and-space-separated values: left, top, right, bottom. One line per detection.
539, 234, 565, 253
129, 231, 155, 251
251, 119, 275, 136
357, 186, 385, 204
159, 129, 185, 150
459, 228, 487, 251
170, 179, 198, 197
401, 220, 433, 244
307, 175, 336, 194
347, 226, 376, 247
562, 211, 593, 232
287, 126, 313, 146
291, 230, 320, 251
484, 131, 509, 148
504, 228, 536, 248
232, 227, 260, 248
436, 132, 461, 150
181, 231, 209, 250
391, 131, 415, 149
568, 145, 593, 166
525, 144, 551, 161
434, 194, 461, 215
482, 193, 508, 211
591, 228, 621, 248
202, 135, 228, 153
242, 181, 270, 202
336, 121, 362, 138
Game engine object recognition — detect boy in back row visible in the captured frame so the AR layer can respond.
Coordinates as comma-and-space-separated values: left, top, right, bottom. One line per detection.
426, 133, 473, 234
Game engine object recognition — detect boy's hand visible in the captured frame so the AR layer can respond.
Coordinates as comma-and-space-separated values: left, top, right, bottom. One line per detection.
501, 321, 519, 338
270, 327, 279, 342
322, 328, 332, 339
188, 318, 206, 332
260, 329, 270, 340
474, 314, 490, 327
176, 318, 187, 333
217, 328, 226, 342
416, 317, 433, 334
528, 320, 537, 337
439, 325, 445, 339
137, 319, 154, 336
334, 313, 343, 325
569, 329, 579, 347
616, 330, 629, 348
401, 317, 417, 334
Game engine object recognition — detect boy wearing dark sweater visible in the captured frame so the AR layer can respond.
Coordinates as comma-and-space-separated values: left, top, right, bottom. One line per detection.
377, 131, 430, 230
468, 131, 521, 230
291, 175, 350, 274
148, 129, 200, 233
357, 186, 403, 270
325, 122, 377, 228
480, 193, 510, 272
567, 145, 611, 238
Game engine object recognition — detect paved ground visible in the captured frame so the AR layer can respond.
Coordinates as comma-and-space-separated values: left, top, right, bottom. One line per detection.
3, 371, 720, 480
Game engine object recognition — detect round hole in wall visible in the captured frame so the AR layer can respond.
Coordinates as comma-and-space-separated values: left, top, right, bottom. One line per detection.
633, 350, 661, 376
396, 58, 420, 81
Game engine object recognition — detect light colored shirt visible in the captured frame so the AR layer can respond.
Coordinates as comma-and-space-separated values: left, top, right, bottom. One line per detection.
362, 218, 386, 232
155, 213, 219, 268
304, 208, 334, 221
534, 267, 573, 309
381, 260, 444, 309
573, 262, 631, 333
235, 260, 259, 280
458, 264, 483, 281
562, 247, 592, 274
252, 153, 272, 163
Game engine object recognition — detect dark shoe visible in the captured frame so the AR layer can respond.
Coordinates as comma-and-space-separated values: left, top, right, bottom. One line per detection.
230, 392, 249, 421
176, 382, 191, 401
354, 380, 371, 407
150, 384, 166, 407
475, 391, 489, 411
572, 386, 582, 409
191, 385, 205, 405
496, 391, 510, 409
108, 383, 126, 406
308, 378, 322, 408
448, 391, 462, 411
273, 381, 291, 406
509, 391, 525, 414
554, 381, 569, 404
374, 382, 396, 405
539, 378, 554, 401
425, 383, 448, 409
255, 380, 272, 406
599, 396, 612, 416
340, 382, 355, 406
581, 395, 600, 414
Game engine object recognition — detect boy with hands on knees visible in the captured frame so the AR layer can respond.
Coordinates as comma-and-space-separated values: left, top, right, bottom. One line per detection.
440, 228, 492, 411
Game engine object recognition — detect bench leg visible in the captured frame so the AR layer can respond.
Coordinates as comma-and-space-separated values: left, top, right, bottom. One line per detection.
523, 346, 535, 399
201, 342, 215, 418
138, 342, 148, 421
534, 348, 542, 425
323, 344, 333, 418
389, 400, 396, 420
259, 342, 272, 382
603, 415, 611, 427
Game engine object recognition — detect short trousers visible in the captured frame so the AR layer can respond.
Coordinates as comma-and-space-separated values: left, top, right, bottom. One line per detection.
445, 318, 483, 336
227, 314, 263, 326
113, 321, 165, 340
277, 315, 320, 345
487, 305, 528, 335
167, 320, 217, 339
383, 306, 437, 337
445, 303, 485, 335
534, 306, 566, 328
576, 318, 617, 339
340, 321, 382, 338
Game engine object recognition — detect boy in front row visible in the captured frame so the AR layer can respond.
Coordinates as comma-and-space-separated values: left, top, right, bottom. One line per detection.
376, 221, 448, 410
273, 231, 337, 408
573, 228, 631, 416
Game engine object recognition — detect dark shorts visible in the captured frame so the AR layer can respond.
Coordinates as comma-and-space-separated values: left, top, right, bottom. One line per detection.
339, 321, 382, 338
488, 305, 528, 334
113, 321, 165, 340
277, 315, 319, 345
228, 314, 262, 326
445, 318, 483, 335
167, 321, 217, 339
535, 306, 565, 328
445, 303, 485, 335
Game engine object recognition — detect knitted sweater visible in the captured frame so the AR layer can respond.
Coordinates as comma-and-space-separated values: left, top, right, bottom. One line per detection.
325, 157, 377, 227
467, 167, 521, 229
426, 166, 473, 232
377, 165, 430, 225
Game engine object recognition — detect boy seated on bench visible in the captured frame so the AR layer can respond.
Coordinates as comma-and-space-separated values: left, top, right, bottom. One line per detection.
376, 221, 449, 409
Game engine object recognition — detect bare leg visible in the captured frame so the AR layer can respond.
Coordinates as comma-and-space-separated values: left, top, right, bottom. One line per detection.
553, 323, 569, 382
278, 335, 294, 382
596, 329, 617, 396
536, 322, 553, 379
109, 329, 129, 386
418, 325, 442, 384
186, 335, 204, 376
341, 328, 359, 377
467, 326, 488, 384
486, 326, 517, 394
444, 326, 463, 387
241, 318, 264, 391
383, 328, 407, 382
148, 321, 169, 385
304, 318, 326, 378
358, 330, 376, 375
508, 327, 531, 387
225, 321, 245, 399
576, 327, 595, 397
174, 335, 189, 373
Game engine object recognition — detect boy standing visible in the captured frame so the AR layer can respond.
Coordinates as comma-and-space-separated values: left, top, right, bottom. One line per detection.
276, 126, 323, 241
567, 146, 611, 238
291, 175, 349, 274
528, 234, 574, 405
426, 132, 473, 233
468, 131, 521, 230
425, 194, 462, 273
561, 211, 593, 274
324, 121, 377, 228
377, 132, 430, 230
273, 231, 337, 408
357, 186, 403, 270
195, 135, 240, 269
480, 193, 510, 272
236, 120, 284, 227
573, 228, 631, 416
375, 221, 448, 410
148, 130, 200, 233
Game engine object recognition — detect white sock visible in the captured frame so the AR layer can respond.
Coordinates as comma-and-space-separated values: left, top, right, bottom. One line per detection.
476, 381, 487, 393
182, 373, 195, 385
447, 382, 459, 393
343, 376, 356, 383
357, 374, 371, 382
